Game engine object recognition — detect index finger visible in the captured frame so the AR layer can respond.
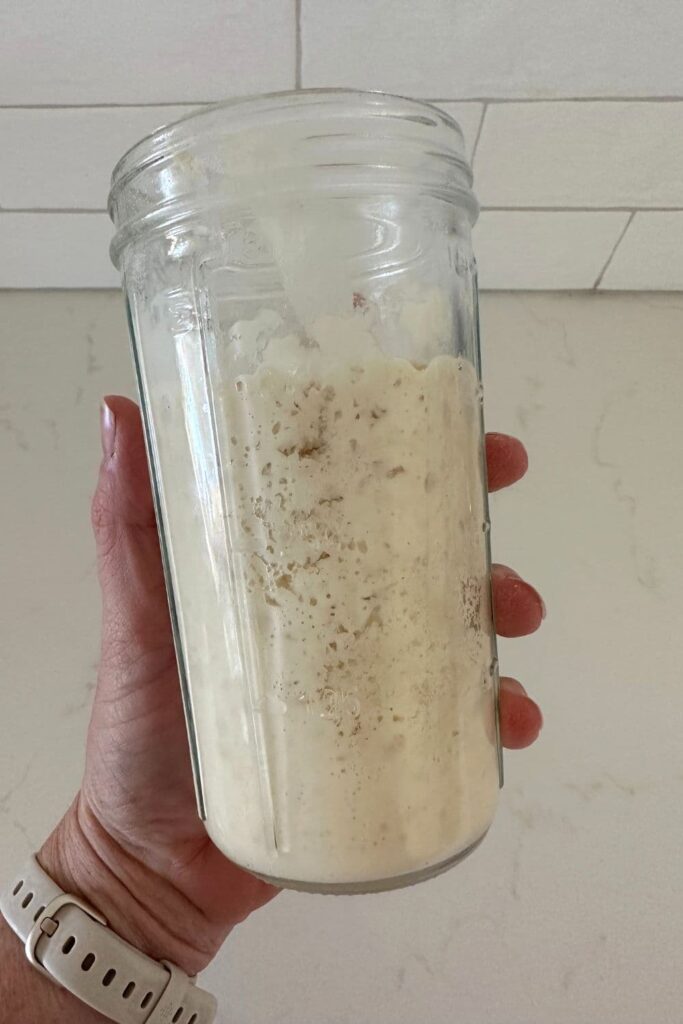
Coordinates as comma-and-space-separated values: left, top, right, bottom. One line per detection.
485, 433, 528, 492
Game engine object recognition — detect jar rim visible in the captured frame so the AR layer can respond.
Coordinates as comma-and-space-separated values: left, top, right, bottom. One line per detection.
108, 89, 478, 266
111, 89, 470, 194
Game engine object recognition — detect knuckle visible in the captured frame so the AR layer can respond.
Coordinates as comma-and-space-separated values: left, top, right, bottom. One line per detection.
91, 483, 118, 555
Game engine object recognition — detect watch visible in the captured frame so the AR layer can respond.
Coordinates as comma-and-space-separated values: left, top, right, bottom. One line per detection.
0, 855, 217, 1024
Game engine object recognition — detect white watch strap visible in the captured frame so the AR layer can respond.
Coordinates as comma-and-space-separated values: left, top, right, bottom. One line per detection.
0, 856, 217, 1024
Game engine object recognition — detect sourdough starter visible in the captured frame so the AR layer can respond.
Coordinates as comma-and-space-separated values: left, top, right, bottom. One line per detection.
153, 308, 499, 886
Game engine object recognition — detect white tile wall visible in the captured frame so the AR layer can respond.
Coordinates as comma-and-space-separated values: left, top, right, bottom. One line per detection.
0, 1, 295, 104
0, 209, 633, 291
475, 102, 683, 209
0, 4, 681, 289
0, 103, 482, 212
435, 103, 485, 160
0, 214, 116, 289
0, 108, 195, 210
302, 1, 683, 99
601, 213, 683, 291
475, 212, 629, 290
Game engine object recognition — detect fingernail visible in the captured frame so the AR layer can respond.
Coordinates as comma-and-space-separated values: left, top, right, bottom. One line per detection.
101, 399, 116, 459
492, 564, 521, 580
516, 575, 546, 619
525, 581, 547, 620
493, 565, 545, 617
501, 677, 527, 697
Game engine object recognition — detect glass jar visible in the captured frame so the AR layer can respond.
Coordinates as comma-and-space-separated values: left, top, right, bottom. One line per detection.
109, 89, 502, 894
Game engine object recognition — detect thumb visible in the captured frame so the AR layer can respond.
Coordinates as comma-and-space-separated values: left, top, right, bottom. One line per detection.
92, 396, 175, 689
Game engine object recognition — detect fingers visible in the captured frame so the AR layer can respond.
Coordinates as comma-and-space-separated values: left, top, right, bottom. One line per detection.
492, 564, 545, 638
485, 433, 528, 492
91, 396, 174, 684
485, 432, 541, 635
499, 677, 543, 749
485, 436, 543, 742
492, 566, 545, 744
94, 396, 156, 536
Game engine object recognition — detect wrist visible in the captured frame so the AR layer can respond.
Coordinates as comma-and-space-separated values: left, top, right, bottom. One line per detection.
38, 794, 226, 976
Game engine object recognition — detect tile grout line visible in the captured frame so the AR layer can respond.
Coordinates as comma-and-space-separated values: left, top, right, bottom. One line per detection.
0, 208, 107, 215
2, 96, 683, 111
1, 284, 678, 294
294, 0, 302, 89
593, 211, 636, 289
2, 206, 682, 216
428, 95, 683, 104
0, 102, 205, 110
469, 102, 488, 169
480, 206, 683, 213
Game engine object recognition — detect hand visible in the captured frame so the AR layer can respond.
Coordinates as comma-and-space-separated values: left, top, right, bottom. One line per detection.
486, 431, 545, 749
40, 399, 544, 975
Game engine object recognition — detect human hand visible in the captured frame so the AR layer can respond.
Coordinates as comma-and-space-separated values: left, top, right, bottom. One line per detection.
485, 431, 545, 749
40, 399, 543, 975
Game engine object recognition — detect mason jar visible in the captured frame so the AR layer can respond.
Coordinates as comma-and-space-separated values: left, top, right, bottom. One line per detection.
108, 89, 502, 894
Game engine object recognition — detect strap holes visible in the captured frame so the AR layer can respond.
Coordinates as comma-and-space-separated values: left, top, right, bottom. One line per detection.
21, 892, 34, 908
188, 1015, 198, 1024
123, 981, 136, 999
33, 905, 46, 922
141, 992, 154, 1009
103, 968, 117, 987
81, 953, 96, 972
173, 1008, 184, 1022
12, 881, 23, 896
62, 936, 76, 954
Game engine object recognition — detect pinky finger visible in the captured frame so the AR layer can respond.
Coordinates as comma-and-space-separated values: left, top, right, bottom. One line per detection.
499, 677, 543, 750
